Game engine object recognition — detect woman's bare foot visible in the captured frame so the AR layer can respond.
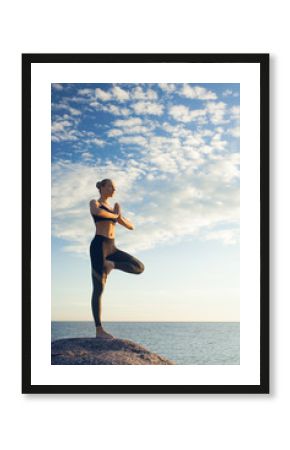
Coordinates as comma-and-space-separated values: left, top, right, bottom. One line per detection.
96, 326, 114, 339
104, 260, 115, 275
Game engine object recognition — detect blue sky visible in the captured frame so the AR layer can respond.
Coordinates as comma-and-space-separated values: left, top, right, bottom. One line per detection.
51, 83, 240, 322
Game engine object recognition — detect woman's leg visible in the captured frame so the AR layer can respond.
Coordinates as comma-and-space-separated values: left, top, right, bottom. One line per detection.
90, 267, 114, 338
90, 236, 106, 328
90, 236, 114, 339
106, 248, 145, 274
91, 270, 105, 327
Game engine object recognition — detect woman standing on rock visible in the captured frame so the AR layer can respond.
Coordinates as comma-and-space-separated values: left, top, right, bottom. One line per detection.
89, 179, 145, 339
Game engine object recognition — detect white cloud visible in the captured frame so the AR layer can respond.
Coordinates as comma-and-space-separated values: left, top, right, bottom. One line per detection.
51, 132, 75, 143
210, 131, 227, 150
169, 105, 207, 123
222, 89, 233, 97
226, 106, 240, 138
107, 129, 124, 137
161, 123, 213, 146
89, 100, 131, 116
140, 134, 206, 175
51, 120, 71, 132
162, 121, 181, 134
81, 152, 93, 160
109, 117, 152, 137
89, 101, 101, 109
52, 83, 63, 91
205, 229, 239, 245
215, 126, 224, 133
51, 116, 107, 145
68, 107, 81, 116
181, 84, 217, 100
132, 101, 164, 116
52, 102, 82, 116
206, 101, 228, 124
118, 135, 148, 147
112, 85, 130, 102
159, 83, 176, 93
206, 153, 240, 183
222, 89, 240, 98
114, 118, 142, 127
228, 126, 240, 138
148, 89, 158, 100
90, 137, 106, 147
200, 129, 214, 137
51, 118, 80, 142
131, 86, 158, 101
125, 125, 149, 134
184, 134, 205, 147
95, 88, 112, 101
104, 104, 131, 116
78, 88, 94, 96
230, 105, 240, 120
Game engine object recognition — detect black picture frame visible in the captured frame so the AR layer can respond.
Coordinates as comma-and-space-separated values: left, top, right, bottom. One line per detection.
22, 53, 269, 394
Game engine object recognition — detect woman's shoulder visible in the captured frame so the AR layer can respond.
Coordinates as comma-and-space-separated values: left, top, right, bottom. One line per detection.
89, 198, 100, 206
89, 199, 101, 212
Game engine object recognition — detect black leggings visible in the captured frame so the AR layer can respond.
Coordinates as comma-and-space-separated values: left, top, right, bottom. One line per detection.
90, 234, 144, 327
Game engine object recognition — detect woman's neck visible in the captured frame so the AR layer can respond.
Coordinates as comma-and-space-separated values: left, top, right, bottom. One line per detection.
99, 195, 109, 204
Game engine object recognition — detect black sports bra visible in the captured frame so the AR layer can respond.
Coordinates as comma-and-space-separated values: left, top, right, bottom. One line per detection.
92, 203, 118, 224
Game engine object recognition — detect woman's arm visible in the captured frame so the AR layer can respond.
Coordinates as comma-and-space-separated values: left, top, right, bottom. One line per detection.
89, 200, 119, 220
114, 202, 134, 230
117, 214, 134, 230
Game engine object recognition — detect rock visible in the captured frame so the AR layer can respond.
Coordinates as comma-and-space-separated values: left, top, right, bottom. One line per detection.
51, 337, 174, 365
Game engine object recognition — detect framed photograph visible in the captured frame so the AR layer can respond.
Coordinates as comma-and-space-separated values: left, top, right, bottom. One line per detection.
22, 53, 269, 394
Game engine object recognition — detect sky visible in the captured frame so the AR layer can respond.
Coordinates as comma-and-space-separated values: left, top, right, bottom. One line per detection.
51, 82, 240, 322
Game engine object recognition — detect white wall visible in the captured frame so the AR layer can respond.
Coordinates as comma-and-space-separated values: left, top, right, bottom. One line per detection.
0, 1, 285, 449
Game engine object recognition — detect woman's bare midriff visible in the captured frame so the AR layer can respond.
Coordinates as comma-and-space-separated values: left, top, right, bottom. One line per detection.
95, 221, 116, 240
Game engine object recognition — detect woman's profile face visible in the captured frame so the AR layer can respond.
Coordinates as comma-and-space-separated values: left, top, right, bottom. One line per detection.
102, 180, 116, 197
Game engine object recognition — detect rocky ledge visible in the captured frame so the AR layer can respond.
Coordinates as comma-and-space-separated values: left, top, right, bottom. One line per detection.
51, 337, 174, 365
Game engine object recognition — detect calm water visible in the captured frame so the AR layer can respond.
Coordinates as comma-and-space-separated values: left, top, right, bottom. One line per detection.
52, 321, 240, 365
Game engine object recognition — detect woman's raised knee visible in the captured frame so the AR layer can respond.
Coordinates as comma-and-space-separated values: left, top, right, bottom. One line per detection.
136, 261, 145, 274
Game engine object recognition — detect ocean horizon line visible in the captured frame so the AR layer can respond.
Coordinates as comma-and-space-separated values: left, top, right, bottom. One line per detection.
52, 320, 240, 323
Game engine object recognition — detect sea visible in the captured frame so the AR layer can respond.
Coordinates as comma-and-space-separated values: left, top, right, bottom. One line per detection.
51, 321, 240, 365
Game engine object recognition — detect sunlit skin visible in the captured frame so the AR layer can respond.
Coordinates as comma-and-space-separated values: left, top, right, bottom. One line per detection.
89, 179, 134, 338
